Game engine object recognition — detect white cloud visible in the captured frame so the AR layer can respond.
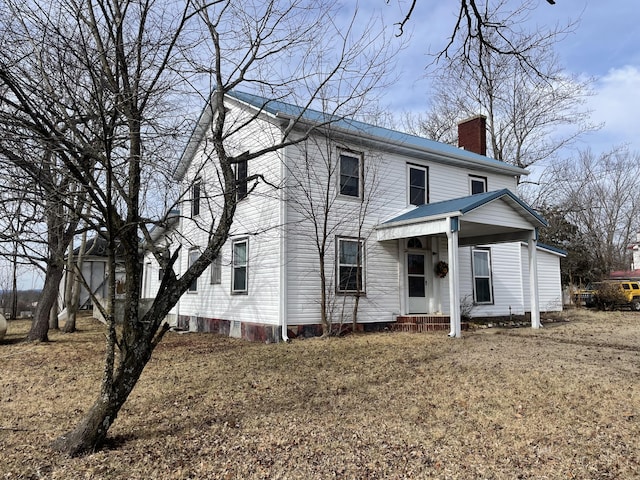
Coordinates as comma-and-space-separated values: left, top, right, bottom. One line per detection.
587, 65, 640, 152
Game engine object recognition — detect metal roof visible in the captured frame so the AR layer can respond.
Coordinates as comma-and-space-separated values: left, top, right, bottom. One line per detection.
226, 90, 528, 176
381, 188, 547, 228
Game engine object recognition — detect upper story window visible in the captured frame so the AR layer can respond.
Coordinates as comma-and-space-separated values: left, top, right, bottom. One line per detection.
408, 164, 428, 206
236, 159, 248, 201
469, 175, 487, 195
191, 180, 201, 217
339, 152, 362, 198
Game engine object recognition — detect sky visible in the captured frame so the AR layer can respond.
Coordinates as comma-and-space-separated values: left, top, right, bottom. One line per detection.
377, 0, 640, 155
9, 1, 639, 291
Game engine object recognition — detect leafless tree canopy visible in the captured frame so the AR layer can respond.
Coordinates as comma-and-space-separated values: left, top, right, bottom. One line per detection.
0, 0, 401, 456
402, 0, 592, 172
395, 0, 564, 76
540, 148, 640, 278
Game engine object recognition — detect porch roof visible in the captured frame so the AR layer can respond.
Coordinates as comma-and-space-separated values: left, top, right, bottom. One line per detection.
376, 189, 547, 246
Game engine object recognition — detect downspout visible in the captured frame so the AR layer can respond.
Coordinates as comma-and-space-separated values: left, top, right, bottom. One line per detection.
174, 218, 182, 329
280, 120, 294, 342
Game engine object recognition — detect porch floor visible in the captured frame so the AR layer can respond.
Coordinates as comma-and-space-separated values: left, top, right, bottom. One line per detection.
392, 315, 468, 333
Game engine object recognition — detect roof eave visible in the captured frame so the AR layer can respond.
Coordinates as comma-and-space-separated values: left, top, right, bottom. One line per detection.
273, 112, 528, 177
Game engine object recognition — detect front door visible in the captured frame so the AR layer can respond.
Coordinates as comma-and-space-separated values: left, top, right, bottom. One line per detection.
407, 252, 428, 313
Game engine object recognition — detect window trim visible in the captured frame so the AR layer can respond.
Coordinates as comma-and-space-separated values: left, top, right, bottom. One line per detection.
338, 151, 363, 199
336, 236, 366, 294
191, 179, 201, 217
469, 175, 487, 195
472, 248, 493, 304
187, 248, 200, 293
231, 238, 249, 294
407, 163, 428, 206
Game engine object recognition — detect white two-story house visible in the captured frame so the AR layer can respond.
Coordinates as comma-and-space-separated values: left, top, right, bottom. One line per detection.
142, 90, 564, 342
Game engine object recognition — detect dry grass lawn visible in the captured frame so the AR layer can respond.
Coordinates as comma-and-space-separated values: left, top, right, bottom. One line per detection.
1, 310, 640, 479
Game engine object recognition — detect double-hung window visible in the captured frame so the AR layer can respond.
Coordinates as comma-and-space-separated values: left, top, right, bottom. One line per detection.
469, 175, 487, 195
337, 237, 365, 293
408, 164, 428, 206
187, 248, 200, 293
339, 152, 362, 198
210, 256, 221, 285
236, 159, 248, 201
191, 180, 201, 217
472, 248, 493, 304
232, 239, 248, 294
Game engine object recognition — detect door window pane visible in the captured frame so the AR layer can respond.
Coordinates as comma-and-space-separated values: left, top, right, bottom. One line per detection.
407, 253, 425, 275
408, 276, 426, 297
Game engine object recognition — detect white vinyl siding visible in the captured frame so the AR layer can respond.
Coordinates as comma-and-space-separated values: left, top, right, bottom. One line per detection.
464, 200, 535, 230
521, 244, 564, 312
174, 105, 283, 326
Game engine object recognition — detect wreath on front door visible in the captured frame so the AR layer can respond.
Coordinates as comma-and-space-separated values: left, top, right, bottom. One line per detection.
435, 260, 449, 278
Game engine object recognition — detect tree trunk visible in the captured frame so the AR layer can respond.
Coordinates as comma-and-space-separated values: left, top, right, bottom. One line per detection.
64, 228, 87, 333
51, 337, 152, 456
49, 296, 59, 330
10, 242, 18, 320
51, 286, 171, 458
27, 265, 64, 342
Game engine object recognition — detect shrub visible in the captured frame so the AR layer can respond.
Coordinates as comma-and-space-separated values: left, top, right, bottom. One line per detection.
594, 282, 627, 310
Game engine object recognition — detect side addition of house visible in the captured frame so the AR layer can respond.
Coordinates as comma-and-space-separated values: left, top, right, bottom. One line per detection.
142, 92, 564, 342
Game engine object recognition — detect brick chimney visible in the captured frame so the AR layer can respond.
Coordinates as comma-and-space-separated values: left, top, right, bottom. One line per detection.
457, 115, 487, 156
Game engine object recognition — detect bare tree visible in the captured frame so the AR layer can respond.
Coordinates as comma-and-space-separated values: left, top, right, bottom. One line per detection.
0, 168, 44, 319
0, 0, 398, 456
286, 130, 385, 336
406, 1, 593, 172
540, 148, 640, 279
395, 0, 564, 76
62, 226, 88, 333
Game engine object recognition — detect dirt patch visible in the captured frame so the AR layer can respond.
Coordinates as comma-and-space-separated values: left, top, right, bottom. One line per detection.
1, 310, 639, 479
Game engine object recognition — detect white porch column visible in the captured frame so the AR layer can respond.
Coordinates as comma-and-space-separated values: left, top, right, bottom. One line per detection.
398, 239, 406, 315
447, 217, 461, 338
528, 230, 541, 329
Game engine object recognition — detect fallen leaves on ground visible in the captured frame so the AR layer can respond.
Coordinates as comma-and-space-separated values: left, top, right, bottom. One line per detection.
1, 309, 639, 479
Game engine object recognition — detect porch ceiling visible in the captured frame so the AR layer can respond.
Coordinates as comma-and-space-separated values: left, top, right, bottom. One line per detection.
376, 189, 547, 245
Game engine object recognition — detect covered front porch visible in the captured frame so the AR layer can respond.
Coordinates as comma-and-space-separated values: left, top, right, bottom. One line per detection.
376, 189, 548, 337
